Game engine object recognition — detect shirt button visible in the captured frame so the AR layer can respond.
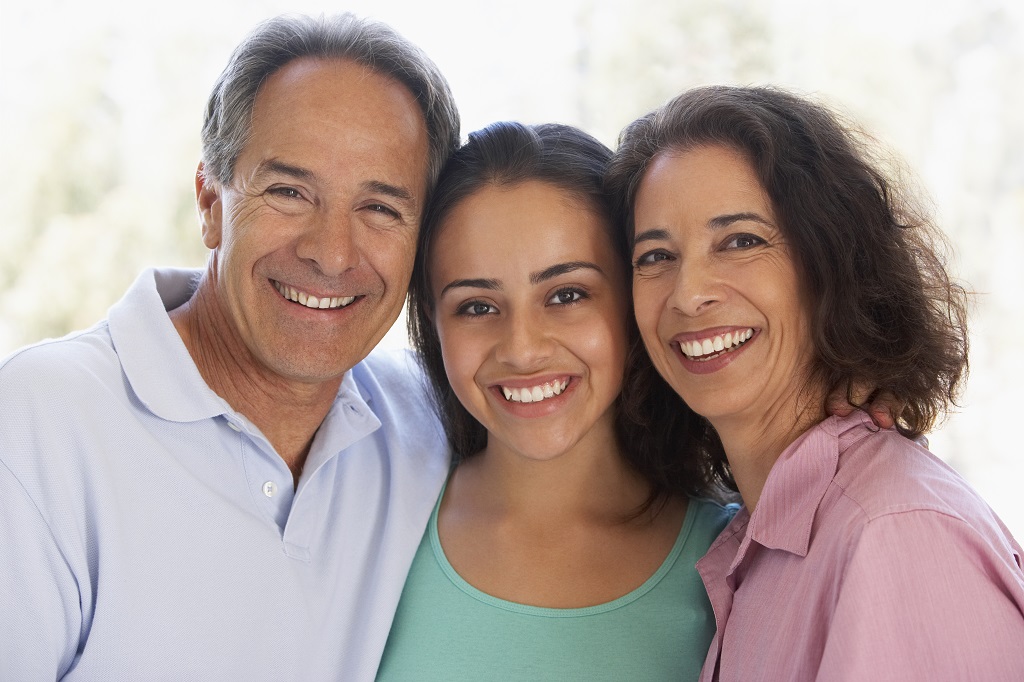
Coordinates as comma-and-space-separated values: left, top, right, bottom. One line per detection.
262, 481, 278, 498
227, 421, 241, 432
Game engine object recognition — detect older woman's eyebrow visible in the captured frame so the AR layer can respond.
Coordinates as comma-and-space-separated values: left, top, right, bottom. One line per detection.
708, 212, 774, 229
439, 278, 500, 298
530, 261, 602, 284
633, 228, 671, 245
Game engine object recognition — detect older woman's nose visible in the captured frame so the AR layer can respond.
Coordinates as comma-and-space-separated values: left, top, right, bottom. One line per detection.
668, 258, 721, 316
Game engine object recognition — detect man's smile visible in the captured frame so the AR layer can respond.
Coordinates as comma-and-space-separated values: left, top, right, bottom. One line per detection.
272, 279, 357, 310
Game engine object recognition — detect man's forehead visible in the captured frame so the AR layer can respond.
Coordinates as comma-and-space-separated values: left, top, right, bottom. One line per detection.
256, 57, 416, 114
236, 57, 430, 195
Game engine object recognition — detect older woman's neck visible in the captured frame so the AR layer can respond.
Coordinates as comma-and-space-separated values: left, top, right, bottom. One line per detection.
714, 396, 825, 513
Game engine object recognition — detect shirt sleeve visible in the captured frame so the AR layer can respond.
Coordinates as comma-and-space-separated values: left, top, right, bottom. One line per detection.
0, 459, 81, 680
817, 508, 1024, 681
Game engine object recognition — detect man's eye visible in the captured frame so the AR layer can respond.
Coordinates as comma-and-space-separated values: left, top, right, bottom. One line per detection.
366, 204, 400, 219
268, 186, 302, 199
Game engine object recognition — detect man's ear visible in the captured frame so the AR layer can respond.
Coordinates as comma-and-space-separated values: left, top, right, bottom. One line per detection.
196, 162, 223, 249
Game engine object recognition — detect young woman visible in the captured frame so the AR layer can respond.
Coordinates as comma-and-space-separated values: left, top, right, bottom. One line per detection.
375, 122, 734, 680
606, 85, 1024, 680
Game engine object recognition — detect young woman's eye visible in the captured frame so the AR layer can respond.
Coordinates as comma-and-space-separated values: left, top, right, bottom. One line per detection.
633, 249, 674, 268
456, 301, 497, 316
724, 234, 766, 249
547, 288, 586, 306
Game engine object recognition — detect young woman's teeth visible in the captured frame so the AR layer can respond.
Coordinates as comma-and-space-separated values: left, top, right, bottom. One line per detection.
273, 281, 355, 310
681, 328, 754, 360
501, 380, 569, 403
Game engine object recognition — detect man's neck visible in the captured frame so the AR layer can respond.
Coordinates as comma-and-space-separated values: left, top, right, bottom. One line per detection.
169, 278, 342, 485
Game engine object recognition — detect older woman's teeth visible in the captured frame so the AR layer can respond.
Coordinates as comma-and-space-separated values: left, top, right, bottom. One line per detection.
683, 328, 754, 359
273, 281, 355, 310
501, 380, 569, 403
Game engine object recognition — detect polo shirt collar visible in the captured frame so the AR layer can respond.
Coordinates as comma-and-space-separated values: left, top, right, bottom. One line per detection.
108, 267, 377, 425
107, 268, 233, 423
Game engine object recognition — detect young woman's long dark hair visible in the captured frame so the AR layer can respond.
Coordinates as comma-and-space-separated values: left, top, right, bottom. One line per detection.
408, 121, 725, 501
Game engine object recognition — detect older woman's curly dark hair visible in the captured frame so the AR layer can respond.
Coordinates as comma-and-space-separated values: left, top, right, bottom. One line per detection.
605, 85, 969, 449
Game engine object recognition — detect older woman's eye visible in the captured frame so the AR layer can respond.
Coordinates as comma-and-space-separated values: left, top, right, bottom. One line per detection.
725, 234, 766, 249
634, 249, 674, 267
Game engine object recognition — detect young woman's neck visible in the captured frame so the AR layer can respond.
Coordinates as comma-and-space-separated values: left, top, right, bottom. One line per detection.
452, 421, 656, 525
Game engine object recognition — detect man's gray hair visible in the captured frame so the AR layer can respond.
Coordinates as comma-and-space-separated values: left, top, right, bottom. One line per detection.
201, 13, 460, 191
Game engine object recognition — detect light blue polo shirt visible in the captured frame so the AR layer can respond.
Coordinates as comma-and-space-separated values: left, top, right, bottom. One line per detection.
0, 268, 450, 681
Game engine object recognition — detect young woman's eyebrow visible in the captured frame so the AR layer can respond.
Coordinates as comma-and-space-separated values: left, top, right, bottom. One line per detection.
530, 261, 602, 284
439, 278, 500, 298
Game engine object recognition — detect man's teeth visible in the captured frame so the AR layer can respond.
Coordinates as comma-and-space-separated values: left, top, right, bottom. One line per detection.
501, 380, 569, 404
681, 328, 754, 360
273, 281, 355, 310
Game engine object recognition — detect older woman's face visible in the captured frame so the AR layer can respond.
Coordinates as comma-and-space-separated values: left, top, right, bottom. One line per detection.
630, 144, 815, 428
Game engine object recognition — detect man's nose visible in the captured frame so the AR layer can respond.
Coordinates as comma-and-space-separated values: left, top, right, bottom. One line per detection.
295, 208, 361, 276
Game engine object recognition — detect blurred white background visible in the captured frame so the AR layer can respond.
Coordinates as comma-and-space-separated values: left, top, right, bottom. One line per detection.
2, 0, 1021, 536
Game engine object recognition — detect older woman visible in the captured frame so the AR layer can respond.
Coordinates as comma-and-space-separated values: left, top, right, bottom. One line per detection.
606, 86, 1024, 680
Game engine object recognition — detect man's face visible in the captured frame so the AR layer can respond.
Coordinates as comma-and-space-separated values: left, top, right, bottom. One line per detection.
198, 57, 430, 386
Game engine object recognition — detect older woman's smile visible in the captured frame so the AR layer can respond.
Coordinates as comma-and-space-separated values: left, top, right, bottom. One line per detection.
674, 327, 755, 361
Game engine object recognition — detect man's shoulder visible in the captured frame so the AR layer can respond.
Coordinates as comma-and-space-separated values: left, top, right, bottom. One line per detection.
349, 347, 444, 437
0, 321, 120, 392
351, 346, 426, 393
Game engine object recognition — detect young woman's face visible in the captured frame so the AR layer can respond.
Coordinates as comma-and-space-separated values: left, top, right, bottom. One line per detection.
630, 145, 815, 430
430, 180, 630, 462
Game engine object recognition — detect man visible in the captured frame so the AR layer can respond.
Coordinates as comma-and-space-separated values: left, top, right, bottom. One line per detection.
0, 14, 459, 680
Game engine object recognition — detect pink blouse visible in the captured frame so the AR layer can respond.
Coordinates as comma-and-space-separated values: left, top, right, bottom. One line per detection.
697, 412, 1024, 681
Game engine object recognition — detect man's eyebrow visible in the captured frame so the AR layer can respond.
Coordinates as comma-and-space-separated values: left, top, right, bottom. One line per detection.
253, 159, 317, 183
250, 164, 416, 206
363, 180, 415, 205
439, 278, 500, 298
529, 261, 602, 284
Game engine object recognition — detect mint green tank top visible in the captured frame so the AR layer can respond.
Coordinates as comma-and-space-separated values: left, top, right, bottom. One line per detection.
376, 494, 735, 680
